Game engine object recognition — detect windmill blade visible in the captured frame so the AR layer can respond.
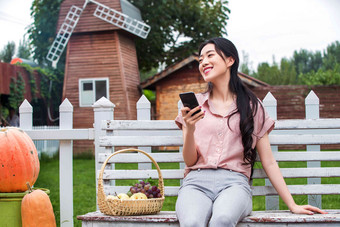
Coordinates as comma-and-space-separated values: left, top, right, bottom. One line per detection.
92, 1, 150, 39
46, 5, 84, 68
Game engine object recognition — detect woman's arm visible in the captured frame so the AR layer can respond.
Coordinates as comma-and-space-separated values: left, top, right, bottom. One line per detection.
181, 106, 204, 167
256, 133, 327, 214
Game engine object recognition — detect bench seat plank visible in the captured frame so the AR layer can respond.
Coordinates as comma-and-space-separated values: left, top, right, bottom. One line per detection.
77, 211, 178, 223
241, 210, 340, 223
77, 210, 340, 226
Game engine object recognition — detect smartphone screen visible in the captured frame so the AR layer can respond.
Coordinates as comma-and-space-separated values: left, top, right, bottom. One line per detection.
179, 92, 201, 116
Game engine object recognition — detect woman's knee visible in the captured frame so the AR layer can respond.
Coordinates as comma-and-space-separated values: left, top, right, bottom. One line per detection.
209, 213, 238, 227
176, 202, 211, 227
180, 217, 206, 227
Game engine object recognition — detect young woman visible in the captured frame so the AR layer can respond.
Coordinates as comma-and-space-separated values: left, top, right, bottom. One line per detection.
175, 37, 326, 227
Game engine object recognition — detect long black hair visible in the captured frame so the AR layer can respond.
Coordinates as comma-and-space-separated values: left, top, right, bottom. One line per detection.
198, 37, 264, 178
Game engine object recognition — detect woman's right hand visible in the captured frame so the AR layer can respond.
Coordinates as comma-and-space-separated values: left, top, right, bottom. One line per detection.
181, 106, 205, 132
181, 106, 204, 166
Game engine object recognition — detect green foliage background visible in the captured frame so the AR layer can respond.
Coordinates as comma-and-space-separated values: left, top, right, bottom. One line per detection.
249, 40, 340, 85
28, 0, 65, 68
9, 73, 26, 110
0, 41, 16, 63
129, 0, 230, 71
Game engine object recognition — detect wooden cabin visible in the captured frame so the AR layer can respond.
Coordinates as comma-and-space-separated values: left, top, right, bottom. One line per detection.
58, 0, 145, 153
140, 54, 269, 120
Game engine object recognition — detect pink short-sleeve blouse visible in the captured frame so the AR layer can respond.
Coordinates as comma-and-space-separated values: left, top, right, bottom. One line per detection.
175, 92, 275, 180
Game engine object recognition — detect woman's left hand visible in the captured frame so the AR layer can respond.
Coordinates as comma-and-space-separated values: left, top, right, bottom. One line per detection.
290, 204, 328, 215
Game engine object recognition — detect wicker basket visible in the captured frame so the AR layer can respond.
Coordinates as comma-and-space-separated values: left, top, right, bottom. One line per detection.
98, 148, 165, 216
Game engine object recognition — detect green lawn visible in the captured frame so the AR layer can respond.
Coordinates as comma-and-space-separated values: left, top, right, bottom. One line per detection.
35, 153, 340, 227
34, 154, 97, 227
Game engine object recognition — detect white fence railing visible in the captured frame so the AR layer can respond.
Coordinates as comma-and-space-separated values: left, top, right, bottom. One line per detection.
15, 90, 337, 227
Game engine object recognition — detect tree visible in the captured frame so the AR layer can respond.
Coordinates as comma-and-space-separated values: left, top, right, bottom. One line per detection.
17, 38, 32, 59
292, 49, 322, 75
256, 61, 281, 85
322, 41, 340, 70
0, 41, 16, 63
27, 0, 65, 123
280, 58, 297, 85
27, 0, 64, 68
128, 0, 230, 72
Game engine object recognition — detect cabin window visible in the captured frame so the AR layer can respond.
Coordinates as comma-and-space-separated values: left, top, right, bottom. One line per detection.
79, 78, 109, 107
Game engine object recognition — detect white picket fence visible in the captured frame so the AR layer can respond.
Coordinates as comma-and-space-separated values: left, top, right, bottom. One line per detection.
17, 90, 336, 227
33, 126, 60, 158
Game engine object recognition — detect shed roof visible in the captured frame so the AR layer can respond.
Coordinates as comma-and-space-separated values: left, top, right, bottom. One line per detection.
140, 54, 269, 90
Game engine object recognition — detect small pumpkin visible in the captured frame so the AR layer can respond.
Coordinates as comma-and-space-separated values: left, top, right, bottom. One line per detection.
21, 183, 56, 227
0, 127, 40, 192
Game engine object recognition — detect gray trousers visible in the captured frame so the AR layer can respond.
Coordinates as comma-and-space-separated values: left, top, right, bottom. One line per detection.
176, 168, 252, 227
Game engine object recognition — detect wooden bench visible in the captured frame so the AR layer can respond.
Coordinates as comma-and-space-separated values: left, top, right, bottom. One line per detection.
78, 118, 340, 226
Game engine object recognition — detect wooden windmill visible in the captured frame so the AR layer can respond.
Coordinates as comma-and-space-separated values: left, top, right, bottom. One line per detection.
47, 0, 150, 152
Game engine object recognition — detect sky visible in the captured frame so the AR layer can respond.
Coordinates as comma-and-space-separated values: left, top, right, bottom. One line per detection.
227, 0, 340, 70
0, 0, 339, 70
0, 0, 33, 53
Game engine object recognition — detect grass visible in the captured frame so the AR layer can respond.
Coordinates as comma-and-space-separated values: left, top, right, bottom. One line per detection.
35, 151, 340, 227
34, 152, 96, 227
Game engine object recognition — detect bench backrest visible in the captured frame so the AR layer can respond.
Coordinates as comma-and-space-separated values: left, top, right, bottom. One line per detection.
97, 118, 340, 209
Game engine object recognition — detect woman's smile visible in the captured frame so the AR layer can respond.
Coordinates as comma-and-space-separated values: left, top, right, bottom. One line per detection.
203, 66, 213, 75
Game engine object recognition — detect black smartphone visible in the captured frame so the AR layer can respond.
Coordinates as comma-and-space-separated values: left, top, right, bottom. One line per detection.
179, 92, 201, 116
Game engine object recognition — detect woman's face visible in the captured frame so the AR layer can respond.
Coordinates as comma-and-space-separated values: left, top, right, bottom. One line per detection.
198, 43, 234, 83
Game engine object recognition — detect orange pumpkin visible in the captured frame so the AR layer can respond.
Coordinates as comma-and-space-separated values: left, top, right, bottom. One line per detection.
21, 183, 56, 227
0, 127, 40, 192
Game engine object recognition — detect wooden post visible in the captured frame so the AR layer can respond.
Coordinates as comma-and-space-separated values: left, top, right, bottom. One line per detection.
19, 99, 32, 130
137, 95, 152, 170
305, 90, 321, 208
263, 92, 279, 210
59, 98, 74, 227
93, 97, 115, 203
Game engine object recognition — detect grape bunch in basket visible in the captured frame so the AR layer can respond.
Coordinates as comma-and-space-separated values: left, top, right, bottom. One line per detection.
129, 180, 162, 199
109, 179, 162, 200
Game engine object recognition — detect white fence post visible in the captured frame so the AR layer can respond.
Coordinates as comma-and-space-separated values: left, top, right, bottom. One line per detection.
137, 95, 152, 170
93, 97, 115, 203
178, 99, 185, 185
19, 99, 33, 130
59, 98, 74, 227
305, 90, 321, 208
263, 92, 279, 210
